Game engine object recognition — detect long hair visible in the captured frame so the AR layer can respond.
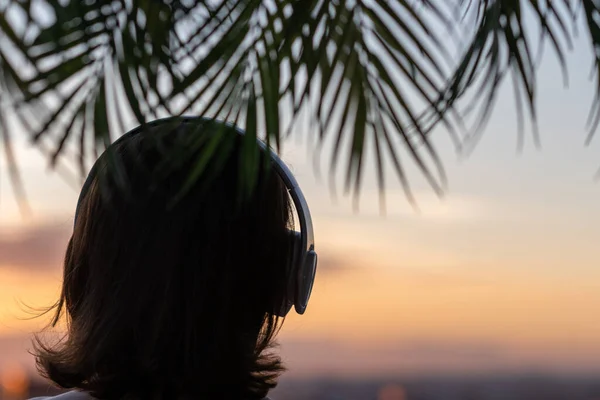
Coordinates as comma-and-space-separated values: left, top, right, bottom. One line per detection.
33, 119, 294, 399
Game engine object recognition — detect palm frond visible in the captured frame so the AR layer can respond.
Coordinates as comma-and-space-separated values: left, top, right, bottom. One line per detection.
582, 0, 600, 142
443, 0, 576, 153
0, 0, 598, 210
0, 97, 30, 216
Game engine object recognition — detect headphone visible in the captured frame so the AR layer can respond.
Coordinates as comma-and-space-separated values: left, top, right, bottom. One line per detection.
74, 116, 317, 316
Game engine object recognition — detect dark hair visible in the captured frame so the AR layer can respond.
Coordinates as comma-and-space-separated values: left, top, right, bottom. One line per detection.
33, 120, 294, 399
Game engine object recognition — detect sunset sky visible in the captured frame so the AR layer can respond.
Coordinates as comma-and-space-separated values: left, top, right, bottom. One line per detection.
2, 15, 600, 381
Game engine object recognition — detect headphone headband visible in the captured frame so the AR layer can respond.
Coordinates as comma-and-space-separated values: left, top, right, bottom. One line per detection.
74, 116, 317, 315
222, 120, 315, 256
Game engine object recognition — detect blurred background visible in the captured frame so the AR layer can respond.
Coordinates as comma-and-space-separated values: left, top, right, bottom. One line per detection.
2, 8, 600, 400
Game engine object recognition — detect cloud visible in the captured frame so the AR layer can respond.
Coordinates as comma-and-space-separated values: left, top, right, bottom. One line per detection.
280, 338, 504, 363
0, 223, 70, 271
0, 222, 347, 273
276, 338, 508, 378
0, 335, 35, 369
313, 249, 354, 273
385, 340, 503, 360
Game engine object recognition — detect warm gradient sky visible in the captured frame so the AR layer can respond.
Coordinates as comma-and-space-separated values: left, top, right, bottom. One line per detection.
2, 14, 600, 380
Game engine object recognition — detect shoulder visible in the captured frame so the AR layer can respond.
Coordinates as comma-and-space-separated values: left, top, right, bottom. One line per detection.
29, 391, 92, 400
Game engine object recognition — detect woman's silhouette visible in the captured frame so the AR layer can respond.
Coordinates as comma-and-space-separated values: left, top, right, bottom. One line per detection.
30, 117, 317, 400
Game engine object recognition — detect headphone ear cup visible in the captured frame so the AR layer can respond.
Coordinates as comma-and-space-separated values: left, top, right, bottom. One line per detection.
295, 250, 317, 315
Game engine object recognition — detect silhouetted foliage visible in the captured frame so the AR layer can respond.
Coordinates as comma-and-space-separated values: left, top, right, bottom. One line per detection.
0, 0, 597, 209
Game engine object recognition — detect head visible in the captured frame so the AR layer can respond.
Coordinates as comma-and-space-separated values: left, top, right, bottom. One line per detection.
34, 117, 316, 399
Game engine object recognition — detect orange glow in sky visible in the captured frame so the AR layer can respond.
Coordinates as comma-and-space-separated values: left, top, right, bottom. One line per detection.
2, 34, 600, 378
0, 363, 29, 398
